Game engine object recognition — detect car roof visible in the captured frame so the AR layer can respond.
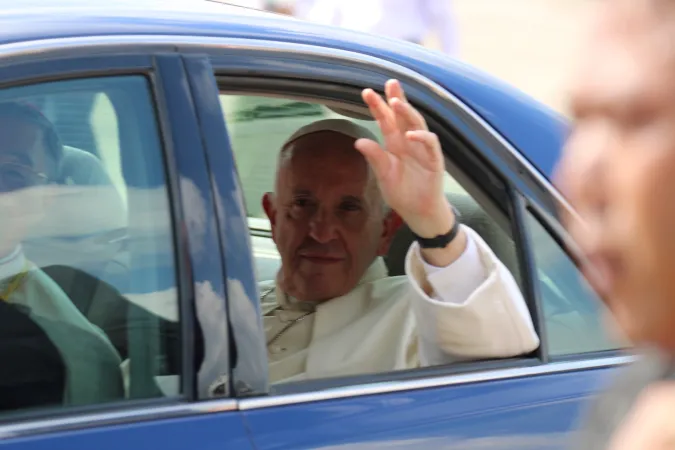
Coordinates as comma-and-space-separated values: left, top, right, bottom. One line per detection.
0, 0, 567, 179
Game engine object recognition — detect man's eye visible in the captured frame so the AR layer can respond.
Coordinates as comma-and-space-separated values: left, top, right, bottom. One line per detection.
293, 198, 311, 208
340, 202, 362, 212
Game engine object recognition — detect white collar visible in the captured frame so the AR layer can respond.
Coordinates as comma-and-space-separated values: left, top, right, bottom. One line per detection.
276, 257, 389, 311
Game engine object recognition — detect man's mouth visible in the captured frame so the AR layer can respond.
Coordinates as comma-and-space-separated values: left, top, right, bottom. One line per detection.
298, 254, 345, 264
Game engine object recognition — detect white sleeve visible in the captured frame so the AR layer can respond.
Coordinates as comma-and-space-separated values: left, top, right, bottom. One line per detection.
405, 225, 540, 365
417, 232, 485, 304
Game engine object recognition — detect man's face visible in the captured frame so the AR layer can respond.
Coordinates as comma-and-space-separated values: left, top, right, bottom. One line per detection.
559, 0, 675, 348
263, 131, 398, 303
0, 117, 53, 251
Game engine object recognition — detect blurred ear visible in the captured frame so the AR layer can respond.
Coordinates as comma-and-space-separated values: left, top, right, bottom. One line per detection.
262, 192, 277, 242
377, 210, 403, 256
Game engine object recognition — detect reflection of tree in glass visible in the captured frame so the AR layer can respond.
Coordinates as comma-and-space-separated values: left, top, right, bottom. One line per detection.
232, 101, 324, 122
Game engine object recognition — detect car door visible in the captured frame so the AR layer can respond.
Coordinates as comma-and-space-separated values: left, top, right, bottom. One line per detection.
0, 47, 252, 448
188, 38, 630, 449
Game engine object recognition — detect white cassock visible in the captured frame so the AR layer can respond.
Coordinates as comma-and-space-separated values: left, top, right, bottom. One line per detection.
261, 226, 540, 384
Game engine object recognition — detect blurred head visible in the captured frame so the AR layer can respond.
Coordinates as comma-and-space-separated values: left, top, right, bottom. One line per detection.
263, 119, 401, 303
558, 0, 675, 350
0, 102, 62, 253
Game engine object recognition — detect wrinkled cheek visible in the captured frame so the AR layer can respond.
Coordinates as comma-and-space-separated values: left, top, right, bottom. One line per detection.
275, 224, 304, 262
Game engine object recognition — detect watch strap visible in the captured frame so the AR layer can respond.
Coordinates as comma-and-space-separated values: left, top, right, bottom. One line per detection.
413, 218, 461, 249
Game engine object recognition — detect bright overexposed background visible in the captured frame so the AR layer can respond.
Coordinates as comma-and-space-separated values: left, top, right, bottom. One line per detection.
242, 0, 594, 115
428, 0, 592, 114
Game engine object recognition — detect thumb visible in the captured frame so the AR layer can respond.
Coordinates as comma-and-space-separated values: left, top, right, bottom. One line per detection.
354, 138, 391, 178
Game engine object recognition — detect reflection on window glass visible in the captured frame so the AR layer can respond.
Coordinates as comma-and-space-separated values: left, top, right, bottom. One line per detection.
525, 212, 623, 356
0, 76, 180, 414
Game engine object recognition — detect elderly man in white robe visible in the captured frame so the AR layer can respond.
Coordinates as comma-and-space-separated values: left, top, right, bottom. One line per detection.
260, 80, 539, 384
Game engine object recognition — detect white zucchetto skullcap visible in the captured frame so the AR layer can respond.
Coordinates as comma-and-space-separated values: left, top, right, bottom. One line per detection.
281, 118, 380, 149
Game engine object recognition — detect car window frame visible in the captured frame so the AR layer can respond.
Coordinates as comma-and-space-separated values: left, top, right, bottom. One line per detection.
198, 38, 636, 407
0, 48, 234, 436
222, 80, 550, 372
215, 75, 545, 385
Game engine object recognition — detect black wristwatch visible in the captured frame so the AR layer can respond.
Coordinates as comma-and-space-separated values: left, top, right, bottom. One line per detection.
413, 206, 461, 249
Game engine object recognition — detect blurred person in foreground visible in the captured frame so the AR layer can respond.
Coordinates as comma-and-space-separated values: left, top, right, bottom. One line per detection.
291, 0, 458, 56
558, 0, 675, 448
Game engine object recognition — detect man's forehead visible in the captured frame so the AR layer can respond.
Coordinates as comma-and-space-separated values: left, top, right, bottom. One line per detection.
277, 132, 370, 190
284, 132, 366, 166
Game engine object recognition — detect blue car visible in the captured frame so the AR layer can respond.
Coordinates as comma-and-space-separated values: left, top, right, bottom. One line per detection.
0, 1, 630, 448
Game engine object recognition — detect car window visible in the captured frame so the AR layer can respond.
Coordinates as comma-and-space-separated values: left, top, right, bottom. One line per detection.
0, 75, 180, 415
221, 91, 527, 386
524, 211, 624, 356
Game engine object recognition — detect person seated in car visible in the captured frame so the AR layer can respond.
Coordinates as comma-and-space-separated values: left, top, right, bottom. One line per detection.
260, 80, 539, 384
0, 101, 123, 404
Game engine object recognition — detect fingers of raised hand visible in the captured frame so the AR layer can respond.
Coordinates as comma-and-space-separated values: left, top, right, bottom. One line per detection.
385, 79, 407, 104
362, 89, 397, 136
354, 138, 391, 178
391, 98, 427, 133
405, 130, 442, 168
385, 80, 428, 132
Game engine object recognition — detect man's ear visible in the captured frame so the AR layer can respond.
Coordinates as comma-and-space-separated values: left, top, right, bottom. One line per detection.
262, 192, 277, 242
377, 210, 403, 256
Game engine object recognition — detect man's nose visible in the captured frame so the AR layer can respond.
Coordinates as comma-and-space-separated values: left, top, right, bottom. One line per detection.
308, 208, 339, 243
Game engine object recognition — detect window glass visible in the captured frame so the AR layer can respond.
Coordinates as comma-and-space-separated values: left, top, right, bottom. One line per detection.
0, 75, 180, 414
524, 211, 624, 356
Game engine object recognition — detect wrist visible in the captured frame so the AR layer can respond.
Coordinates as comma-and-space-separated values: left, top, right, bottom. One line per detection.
406, 201, 456, 238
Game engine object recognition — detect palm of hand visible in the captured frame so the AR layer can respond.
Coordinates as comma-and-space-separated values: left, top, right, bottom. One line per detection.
356, 80, 446, 221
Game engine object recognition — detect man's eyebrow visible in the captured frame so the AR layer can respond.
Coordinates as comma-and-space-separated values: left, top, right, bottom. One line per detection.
291, 189, 312, 197
341, 195, 363, 204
